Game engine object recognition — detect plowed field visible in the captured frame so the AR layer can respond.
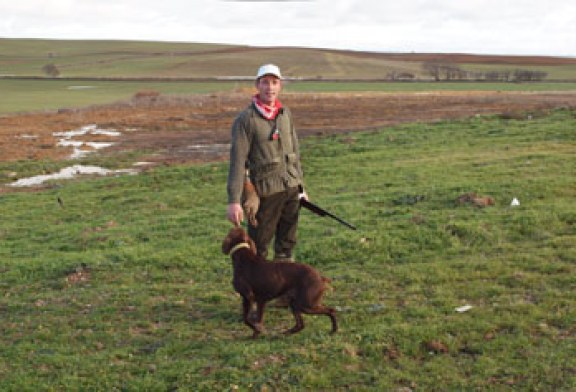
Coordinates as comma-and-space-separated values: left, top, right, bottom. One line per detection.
1, 91, 576, 164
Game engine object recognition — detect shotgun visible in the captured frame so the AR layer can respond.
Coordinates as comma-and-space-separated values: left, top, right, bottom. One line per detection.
299, 197, 357, 230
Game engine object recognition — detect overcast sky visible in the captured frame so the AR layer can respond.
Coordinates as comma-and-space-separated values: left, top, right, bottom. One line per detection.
1, 0, 575, 57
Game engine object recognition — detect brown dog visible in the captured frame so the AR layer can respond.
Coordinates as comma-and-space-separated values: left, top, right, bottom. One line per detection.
222, 226, 338, 338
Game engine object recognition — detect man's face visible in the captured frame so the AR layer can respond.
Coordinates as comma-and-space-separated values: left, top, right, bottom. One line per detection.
256, 75, 282, 105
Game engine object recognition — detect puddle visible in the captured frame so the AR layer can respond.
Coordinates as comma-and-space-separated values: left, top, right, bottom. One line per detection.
178, 143, 230, 156
6, 125, 144, 187
187, 143, 230, 152
54, 124, 122, 159
8, 165, 137, 187
16, 134, 39, 140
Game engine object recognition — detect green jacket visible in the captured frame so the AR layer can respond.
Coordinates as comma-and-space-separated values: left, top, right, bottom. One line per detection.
227, 104, 303, 203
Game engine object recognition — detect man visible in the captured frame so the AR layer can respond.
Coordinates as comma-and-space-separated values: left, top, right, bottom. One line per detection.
226, 64, 306, 261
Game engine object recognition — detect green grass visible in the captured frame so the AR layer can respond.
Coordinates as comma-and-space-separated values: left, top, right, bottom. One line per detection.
0, 38, 238, 77
0, 79, 245, 114
2, 78, 576, 115
1, 109, 575, 390
2, 37, 576, 80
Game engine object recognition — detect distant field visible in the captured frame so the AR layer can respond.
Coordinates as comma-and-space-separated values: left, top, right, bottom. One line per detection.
2, 37, 576, 114
0, 79, 243, 114
0, 39, 239, 78
286, 81, 576, 93
2, 38, 576, 80
2, 78, 576, 115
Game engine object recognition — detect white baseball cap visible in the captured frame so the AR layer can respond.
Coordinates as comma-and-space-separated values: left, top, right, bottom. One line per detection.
256, 64, 282, 80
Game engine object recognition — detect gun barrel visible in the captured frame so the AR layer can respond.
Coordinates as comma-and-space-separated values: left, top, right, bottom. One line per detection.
300, 198, 357, 230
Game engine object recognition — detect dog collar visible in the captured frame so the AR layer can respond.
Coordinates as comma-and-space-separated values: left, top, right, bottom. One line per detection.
229, 242, 251, 257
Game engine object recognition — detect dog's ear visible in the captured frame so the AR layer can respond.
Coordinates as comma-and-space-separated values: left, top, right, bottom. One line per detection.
222, 237, 231, 255
223, 226, 255, 255
222, 229, 233, 255
241, 230, 257, 254
222, 226, 246, 254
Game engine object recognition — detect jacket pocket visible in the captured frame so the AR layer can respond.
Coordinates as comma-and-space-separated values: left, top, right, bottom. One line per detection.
251, 157, 281, 181
285, 153, 297, 163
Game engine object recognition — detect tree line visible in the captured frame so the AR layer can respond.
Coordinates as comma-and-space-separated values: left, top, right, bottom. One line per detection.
420, 61, 548, 82
41, 61, 548, 82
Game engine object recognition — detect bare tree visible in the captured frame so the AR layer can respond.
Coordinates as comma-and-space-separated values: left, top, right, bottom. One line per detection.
513, 69, 548, 82
422, 61, 465, 81
422, 61, 443, 81
42, 63, 60, 78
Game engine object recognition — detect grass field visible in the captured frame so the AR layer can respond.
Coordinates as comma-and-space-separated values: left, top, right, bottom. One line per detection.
0, 79, 243, 114
2, 78, 576, 115
2, 37, 576, 80
0, 39, 238, 78
1, 109, 574, 390
2, 37, 576, 116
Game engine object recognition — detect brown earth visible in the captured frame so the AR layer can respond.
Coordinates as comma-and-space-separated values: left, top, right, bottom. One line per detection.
1, 91, 576, 166
100, 44, 576, 66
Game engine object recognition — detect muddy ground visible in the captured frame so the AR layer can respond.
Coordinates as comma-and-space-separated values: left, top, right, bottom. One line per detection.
1, 91, 576, 165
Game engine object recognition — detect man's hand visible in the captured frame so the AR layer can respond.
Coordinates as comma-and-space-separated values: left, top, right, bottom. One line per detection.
227, 203, 244, 226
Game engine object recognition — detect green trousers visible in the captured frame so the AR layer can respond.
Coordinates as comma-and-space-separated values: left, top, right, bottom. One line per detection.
248, 186, 300, 260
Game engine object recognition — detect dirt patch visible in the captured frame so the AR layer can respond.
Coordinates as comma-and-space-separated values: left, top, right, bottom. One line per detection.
1, 91, 576, 164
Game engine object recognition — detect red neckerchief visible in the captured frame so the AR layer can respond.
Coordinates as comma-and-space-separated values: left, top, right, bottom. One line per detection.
252, 95, 282, 120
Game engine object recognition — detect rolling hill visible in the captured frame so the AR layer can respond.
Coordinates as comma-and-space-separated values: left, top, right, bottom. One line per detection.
1, 37, 576, 81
